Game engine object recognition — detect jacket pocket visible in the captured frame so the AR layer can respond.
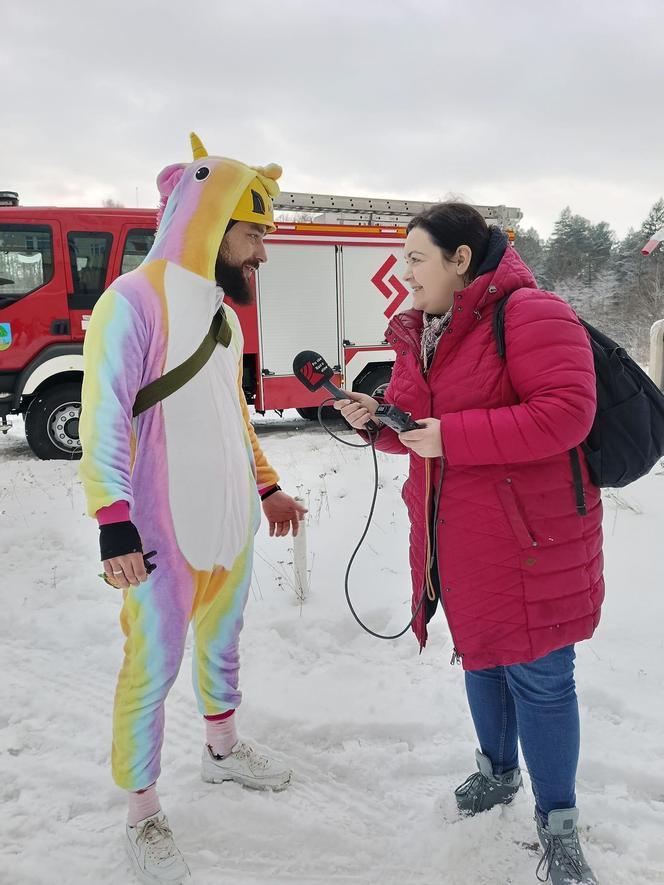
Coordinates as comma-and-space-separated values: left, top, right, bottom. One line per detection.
496, 478, 538, 549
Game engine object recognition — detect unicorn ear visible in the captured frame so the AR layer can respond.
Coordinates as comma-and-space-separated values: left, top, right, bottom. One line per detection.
156, 163, 186, 198
251, 163, 282, 198
254, 163, 282, 181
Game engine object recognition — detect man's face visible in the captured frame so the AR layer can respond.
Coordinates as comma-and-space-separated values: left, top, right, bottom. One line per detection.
215, 221, 268, 305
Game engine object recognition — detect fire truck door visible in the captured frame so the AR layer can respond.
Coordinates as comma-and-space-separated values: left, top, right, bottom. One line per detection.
257, 243, 339, 381
340, 246, 410, 347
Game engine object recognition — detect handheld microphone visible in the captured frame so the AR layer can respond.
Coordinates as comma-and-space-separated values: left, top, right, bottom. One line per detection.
292, 350, 379, 432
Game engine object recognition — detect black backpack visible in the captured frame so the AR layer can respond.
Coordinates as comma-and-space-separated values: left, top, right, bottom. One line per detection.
493, 293, 664, 515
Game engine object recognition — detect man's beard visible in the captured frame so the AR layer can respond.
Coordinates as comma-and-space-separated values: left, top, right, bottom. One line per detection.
214, 253, 255, 306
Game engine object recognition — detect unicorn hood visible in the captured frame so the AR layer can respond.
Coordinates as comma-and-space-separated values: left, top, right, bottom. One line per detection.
146, 132, 282, 282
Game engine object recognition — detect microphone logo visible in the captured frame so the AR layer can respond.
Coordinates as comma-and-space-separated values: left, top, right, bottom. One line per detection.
303, 362, 325, 386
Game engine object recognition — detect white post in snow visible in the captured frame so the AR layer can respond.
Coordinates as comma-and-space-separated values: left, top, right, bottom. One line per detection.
293, 497, 309, 602
643, 228, 664, 390
650, 319, 664, 390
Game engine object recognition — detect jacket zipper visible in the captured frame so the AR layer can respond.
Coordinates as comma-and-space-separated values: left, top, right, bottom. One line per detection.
426, 442, 463, 666
496, 478, 538, 549
391, 316, 463, 666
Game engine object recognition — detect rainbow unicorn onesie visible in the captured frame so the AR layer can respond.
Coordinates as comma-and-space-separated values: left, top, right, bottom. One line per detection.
79, 134, 285, 794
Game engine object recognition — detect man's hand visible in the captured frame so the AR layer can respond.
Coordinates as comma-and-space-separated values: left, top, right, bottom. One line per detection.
333, 390, 380, 430
262, 491, 308, 537
99, 520, 147, 588
103, 553, 147, 589
399, 417, 443, 458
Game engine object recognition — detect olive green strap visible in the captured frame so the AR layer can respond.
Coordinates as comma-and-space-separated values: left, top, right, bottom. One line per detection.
132, 309, 232, 417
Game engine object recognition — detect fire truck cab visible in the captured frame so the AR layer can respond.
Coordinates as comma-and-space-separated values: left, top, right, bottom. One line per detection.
0, 190, 521, 459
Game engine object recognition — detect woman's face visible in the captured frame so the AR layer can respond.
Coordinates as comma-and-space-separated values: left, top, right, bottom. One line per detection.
403, 226, 471, 315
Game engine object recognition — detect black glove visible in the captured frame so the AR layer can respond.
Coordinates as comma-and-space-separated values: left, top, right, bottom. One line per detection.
99, 521, 143, 562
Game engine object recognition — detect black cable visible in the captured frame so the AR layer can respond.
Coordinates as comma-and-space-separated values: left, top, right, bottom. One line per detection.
316, 398, 444, 640
315, 398, 375, 449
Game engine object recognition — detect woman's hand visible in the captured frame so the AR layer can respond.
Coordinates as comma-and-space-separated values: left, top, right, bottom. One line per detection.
333, 391, 380, 430
399, 417, 443, 458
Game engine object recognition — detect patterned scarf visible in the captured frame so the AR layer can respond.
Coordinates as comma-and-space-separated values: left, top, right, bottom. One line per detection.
420, 307, 453, 372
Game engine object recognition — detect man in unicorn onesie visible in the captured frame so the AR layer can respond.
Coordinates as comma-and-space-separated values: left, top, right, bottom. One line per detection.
79, 133, 307, 884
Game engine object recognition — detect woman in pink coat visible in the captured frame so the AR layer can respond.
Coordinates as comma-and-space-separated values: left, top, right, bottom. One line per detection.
336, 203, 601, 885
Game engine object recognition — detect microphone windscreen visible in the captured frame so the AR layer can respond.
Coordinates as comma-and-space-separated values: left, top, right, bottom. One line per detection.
292, 350, 334, 392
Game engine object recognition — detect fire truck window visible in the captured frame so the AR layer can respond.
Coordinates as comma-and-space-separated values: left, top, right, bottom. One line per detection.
67, 232, 113, 297
0, 224, 54, 303
121, 229, 155, 274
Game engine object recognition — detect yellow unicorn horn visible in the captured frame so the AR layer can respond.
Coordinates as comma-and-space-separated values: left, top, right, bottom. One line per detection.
190, 132, 208, 160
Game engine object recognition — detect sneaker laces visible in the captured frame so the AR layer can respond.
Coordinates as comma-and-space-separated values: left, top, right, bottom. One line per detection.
536, 831, 585, 883
137, 817, 178, 864
231, 741, 269, 770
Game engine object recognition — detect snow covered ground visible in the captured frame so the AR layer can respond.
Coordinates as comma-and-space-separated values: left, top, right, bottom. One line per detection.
1, 416, 663, 885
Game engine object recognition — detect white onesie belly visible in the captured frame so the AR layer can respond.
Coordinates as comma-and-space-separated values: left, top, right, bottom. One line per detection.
159, 262, 253, 570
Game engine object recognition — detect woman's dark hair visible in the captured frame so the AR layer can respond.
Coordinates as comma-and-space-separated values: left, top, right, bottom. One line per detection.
407, 202, 490, 282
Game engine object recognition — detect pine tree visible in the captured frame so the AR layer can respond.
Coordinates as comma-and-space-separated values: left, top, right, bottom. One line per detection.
514, 227, 545, 279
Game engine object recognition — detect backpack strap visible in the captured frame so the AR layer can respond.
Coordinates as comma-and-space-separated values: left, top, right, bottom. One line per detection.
132, 308, 232, 417
493, 293, 589, 518
492, 294, 511, 358
568, 448, 588, 516
493, 289, 543, 357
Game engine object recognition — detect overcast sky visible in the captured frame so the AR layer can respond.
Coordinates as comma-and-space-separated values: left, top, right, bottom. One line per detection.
2, 0, 661, 238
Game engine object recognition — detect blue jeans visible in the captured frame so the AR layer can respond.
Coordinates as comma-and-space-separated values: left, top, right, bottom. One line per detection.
464, 645, 579, 818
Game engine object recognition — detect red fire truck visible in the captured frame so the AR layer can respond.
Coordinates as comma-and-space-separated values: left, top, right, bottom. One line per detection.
0, 190, 521, 459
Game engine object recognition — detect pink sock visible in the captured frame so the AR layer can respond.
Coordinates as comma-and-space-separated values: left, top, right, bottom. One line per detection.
205, 710, 237, 757
127, 783, 161, 827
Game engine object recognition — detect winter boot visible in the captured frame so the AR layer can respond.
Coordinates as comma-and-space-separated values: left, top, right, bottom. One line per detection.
536, 807, 598, 884
202, 740, 292, 791
125, 812, 191, 884
454, 748, 522, 815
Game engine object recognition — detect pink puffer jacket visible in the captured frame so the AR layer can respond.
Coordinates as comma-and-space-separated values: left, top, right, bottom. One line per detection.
375, 243, 604, 670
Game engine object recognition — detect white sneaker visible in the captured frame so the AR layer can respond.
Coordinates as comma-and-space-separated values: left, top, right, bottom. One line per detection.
125, 812, 191, 884
201, 741, 292, 791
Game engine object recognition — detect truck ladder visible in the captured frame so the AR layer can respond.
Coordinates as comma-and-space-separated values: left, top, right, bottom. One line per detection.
274, 191, 522, 228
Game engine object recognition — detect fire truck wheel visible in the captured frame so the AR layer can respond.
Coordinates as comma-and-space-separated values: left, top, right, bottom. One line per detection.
24, 383, 82, 460
353, 365, 392, 399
